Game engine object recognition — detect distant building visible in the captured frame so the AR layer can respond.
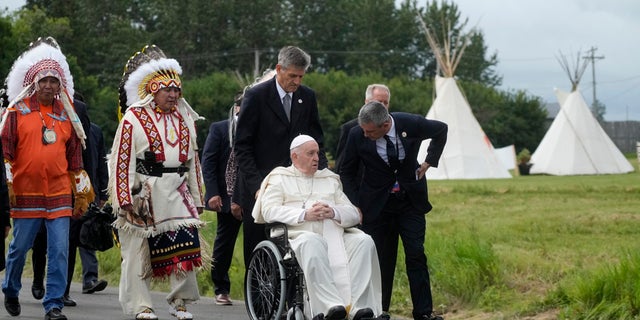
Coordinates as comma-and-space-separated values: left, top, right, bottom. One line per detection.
601, 121, 640, 154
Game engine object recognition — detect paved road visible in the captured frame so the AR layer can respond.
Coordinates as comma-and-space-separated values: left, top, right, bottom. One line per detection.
0, 278, 247, 320
0, 279, 412, 319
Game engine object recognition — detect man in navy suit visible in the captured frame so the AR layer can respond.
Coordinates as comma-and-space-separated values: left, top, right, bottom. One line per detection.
334, 84, 402, 314
234, 46, 328, 267
340, 101, 447, 320
201, 98, 243, 306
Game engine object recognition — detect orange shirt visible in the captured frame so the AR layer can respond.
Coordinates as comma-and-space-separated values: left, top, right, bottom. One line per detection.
1, 96, 82, 219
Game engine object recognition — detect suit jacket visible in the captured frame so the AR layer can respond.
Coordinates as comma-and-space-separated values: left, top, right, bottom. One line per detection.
234, 76, 328, 209
340, 112, 447, 222
334, 117, 358, 173
201, 119, 231, 212
89, 123, 108, 203
0, 138, 9, 271
74, 99, 92, 175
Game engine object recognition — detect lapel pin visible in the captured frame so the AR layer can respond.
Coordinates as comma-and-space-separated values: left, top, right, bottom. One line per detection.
298, 99, 303, 104
402, 132, 407, 138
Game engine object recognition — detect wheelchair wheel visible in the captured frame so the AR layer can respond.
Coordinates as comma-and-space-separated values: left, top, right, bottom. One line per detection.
245, 240, 287, 320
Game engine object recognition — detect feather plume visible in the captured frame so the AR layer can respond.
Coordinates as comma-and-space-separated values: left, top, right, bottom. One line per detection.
142, 45, 167, 60
118, 45, 180, 117
5, 38, 74, 101
28, 36, 60, 50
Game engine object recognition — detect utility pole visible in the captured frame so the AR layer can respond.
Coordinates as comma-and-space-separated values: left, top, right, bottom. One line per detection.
583, 46, 604, 106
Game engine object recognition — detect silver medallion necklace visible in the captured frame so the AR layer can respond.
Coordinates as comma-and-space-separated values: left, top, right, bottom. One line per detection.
38, 111, 57, 145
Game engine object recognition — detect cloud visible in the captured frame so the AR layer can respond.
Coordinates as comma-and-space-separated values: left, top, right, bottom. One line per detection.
450, 0, 640, 120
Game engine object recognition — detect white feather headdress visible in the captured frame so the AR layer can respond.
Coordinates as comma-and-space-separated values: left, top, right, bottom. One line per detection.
117, 45, 202, 147
1, 37, 85, 147
6, 37, 74, 102
117, 45, 201, 122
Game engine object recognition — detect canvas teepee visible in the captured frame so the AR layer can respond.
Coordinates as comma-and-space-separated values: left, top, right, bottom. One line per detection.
529, 51, 633, 175
416, 18, 511, 179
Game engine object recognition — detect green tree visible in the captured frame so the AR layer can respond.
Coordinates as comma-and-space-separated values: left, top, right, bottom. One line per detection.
456, 31, 502, 87
6, 0, 546, 156
591, 98, 606, 123
418, 0, 501, 85
0, 7, 74, 84
0, 14, 22, 80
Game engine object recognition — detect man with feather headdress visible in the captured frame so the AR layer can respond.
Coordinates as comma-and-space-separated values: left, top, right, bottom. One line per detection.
0, 37, 93, 320
107, 45, 204, 320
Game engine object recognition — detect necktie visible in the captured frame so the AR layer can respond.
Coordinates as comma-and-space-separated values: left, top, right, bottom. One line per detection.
384, 135, 399, 167
283, 94, 291, 121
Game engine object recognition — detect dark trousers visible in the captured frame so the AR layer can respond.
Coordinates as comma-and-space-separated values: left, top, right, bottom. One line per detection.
241, 202, 267, 269
380, 223, 399, 311
211, 210, 242, 295
361, 195, 434, 318
32, 218, 84, 296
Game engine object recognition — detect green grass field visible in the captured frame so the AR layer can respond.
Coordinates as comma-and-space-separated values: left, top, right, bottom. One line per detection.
75, 155, 640, 319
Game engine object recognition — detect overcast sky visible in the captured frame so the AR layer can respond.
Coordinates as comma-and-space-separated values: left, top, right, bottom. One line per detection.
3, 0, 639, 121
436, 0, 640, 121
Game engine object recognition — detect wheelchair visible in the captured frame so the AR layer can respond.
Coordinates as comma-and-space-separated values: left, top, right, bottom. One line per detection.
245, 223, 308, 320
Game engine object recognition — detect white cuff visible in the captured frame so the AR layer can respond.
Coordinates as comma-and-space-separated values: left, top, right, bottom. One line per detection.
331, 208, 341, 223
4, 161, 12, 183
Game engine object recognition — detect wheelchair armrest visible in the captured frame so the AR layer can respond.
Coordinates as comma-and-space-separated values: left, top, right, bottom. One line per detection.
264, 222, 290, 250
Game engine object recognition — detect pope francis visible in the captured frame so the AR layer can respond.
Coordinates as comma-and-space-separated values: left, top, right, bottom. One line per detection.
252, 135, 382, 320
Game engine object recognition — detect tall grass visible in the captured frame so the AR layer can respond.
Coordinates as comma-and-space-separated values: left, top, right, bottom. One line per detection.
58, 156, 640, 319
551, 250, 640, 319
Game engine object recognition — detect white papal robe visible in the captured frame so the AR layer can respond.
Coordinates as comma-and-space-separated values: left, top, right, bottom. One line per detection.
252, 165, 382, 318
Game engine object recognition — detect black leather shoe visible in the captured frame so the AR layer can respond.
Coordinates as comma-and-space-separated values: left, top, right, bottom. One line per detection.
4, 296, 20, 316
379, 311, 391, 320
353, 308, 374, 320
418, 313, 444, 320
31, 282, 45, 300
82, 279, 108, 294
325, 305, 347, 320
312, 313, 325, 320
45, 308, 67, 320
62, 295, 76, 307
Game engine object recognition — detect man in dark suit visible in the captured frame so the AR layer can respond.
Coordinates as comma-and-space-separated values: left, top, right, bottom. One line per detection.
340, 101, 447, 320
201, 101, 242, 306
0, 89, 10, 273
334, 84, 402, 314
334, 83, 391, 173
234, 45, 328, 267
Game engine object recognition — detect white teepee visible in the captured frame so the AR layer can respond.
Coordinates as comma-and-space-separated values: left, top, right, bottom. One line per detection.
529, 52, 633, 175
416, 18, 511, 179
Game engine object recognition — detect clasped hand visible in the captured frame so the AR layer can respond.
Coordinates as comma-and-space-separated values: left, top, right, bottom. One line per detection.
305, 202, 334, 221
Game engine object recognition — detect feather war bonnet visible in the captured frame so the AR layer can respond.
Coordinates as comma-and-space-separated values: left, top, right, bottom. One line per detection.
1, 36, 86, 146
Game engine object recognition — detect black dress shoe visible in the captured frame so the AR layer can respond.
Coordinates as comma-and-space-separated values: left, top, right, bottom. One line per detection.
82, 279, 108, 294
353, 308, 374, 320
32, 282, 45, 300
45, 308, 67, 320
312, 313, 325, 320
325, 305, 347, 320
418, 313, 444, 320
4, 296, 20, 316
62, 295, 76, 307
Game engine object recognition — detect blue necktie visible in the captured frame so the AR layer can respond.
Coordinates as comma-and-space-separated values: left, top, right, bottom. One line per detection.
283, 94, 291, 121
384, 135, 399, 168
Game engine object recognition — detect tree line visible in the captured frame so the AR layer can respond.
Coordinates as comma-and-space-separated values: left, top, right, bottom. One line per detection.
0, 0, 547, 157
